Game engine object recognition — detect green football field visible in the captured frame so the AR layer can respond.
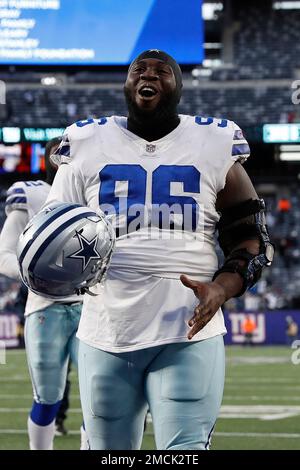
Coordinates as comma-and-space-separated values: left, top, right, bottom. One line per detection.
1, 345, 300, 450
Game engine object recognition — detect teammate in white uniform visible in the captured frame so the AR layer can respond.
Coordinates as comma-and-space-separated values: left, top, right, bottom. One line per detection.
0, 138, 87, 450
46, 50, 273, 449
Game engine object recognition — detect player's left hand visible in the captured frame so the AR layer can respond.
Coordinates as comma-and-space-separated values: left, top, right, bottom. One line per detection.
180, 274, 227, 340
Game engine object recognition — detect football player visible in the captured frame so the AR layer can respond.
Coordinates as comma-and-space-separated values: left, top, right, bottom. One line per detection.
45, 49, 274, 449
0, 138, 88, 450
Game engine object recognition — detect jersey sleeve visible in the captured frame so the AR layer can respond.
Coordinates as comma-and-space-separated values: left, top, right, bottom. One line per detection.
216, 121, 251, 193
47, 119, 98, 208
44, 162, 86, 208
0, 209, 28, 279
231, 122, 250, 164
5, 181, 28, 216
50, 119, 98, 167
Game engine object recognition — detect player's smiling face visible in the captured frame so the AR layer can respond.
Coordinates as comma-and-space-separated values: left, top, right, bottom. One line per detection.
125, 58, 176, 112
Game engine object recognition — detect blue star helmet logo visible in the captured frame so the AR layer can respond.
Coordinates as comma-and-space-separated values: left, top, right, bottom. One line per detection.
68, 231, 101, 272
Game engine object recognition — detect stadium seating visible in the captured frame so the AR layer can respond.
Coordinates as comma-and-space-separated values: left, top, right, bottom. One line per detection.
0, 2, 299, 313
0, 5, 299, 128
0, 84, 296, 129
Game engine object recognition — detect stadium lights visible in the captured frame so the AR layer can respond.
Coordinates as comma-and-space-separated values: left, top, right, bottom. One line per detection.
204, 42, 222, 49
202, 58, 222, 68
279, 145, 300, 161
279, 153, 300, 161
191, 68, 212, 78
273, 1, 300, 9
202, 2, 223, 20
2, 127, 21, 143
41, 76, 58, 86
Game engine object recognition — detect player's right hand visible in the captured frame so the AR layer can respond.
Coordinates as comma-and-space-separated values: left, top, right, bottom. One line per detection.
180, 275, 226, 340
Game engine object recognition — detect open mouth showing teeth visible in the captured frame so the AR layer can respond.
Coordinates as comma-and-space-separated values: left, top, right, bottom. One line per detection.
138, 86, 158, 98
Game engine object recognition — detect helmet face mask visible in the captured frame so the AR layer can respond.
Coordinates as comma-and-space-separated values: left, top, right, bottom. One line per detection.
17, 203, 115, 298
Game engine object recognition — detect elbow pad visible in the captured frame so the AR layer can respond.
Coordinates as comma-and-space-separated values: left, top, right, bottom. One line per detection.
212, 246, 274, 297
213, 198, 275, 296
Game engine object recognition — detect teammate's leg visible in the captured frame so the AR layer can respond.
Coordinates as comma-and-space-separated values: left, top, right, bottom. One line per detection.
78, 340, 148, 450
25, 305, 70, 450
55, 360, 71, 436
66, 303, 90, 449
146, 335, 225, 450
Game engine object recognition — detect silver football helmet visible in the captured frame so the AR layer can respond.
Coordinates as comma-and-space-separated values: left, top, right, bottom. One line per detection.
17, 202, 115, 298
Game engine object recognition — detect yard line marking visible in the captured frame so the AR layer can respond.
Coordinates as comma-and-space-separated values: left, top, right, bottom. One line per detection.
225, 385, 300, 391
0, 408, 82, 413
223, 396, 300, 401
1, 405, 300, 420
0, 394, 80, 399
0, 429, 81, 435
3, 350, 26, 354
225, 378, 298, 383
0, 375, 79, 382
0, 376, 30, 381
4, 394, 298, 402
214, 432, 300, 438
0, 429, 300, 439
227, 356, 290, 364
220, 405, 300, 420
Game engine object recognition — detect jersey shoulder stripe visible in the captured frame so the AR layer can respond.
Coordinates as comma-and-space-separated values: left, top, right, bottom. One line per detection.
193, 115, 250, 163
231, 122, 250, 163
50, 117, 108, 166
5, 182, 27, 215
232, 142, 251, 157
5, 180, 48, 216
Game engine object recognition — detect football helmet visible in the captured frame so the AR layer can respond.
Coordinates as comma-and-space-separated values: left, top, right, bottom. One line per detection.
17, 202, 115, 298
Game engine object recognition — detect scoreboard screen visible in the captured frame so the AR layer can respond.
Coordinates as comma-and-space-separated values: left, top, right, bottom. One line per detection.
0, 0, 204, 65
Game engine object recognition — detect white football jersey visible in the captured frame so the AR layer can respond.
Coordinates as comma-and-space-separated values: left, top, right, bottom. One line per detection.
47, 114, 250, 351
3, 180, 81, 316
5, 180, 50, 220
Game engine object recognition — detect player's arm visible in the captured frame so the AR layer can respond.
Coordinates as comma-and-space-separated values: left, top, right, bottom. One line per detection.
181, 162, 274, 339
0, 209, 28, 280
45, 135, 84, 206
44, 162, 85, 208
212, 161, 262, 299
44, 126, 90, 208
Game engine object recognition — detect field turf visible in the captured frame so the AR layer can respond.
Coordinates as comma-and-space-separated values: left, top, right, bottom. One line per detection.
0, 346, 299, 450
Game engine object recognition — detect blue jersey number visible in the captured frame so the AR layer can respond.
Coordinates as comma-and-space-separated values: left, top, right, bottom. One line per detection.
99, 164, 201, 233
99, 164, 147, 227
152, 165, 200, 231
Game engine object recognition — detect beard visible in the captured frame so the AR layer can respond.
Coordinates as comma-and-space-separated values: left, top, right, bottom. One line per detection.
124, 86, 180, 140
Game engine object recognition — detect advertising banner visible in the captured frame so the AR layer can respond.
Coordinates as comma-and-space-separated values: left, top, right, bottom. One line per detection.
223, 310, 300, 345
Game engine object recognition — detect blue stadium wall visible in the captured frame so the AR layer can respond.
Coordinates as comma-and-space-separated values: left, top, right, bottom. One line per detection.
224, 310, 300, 345
1, 310, 300, 348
